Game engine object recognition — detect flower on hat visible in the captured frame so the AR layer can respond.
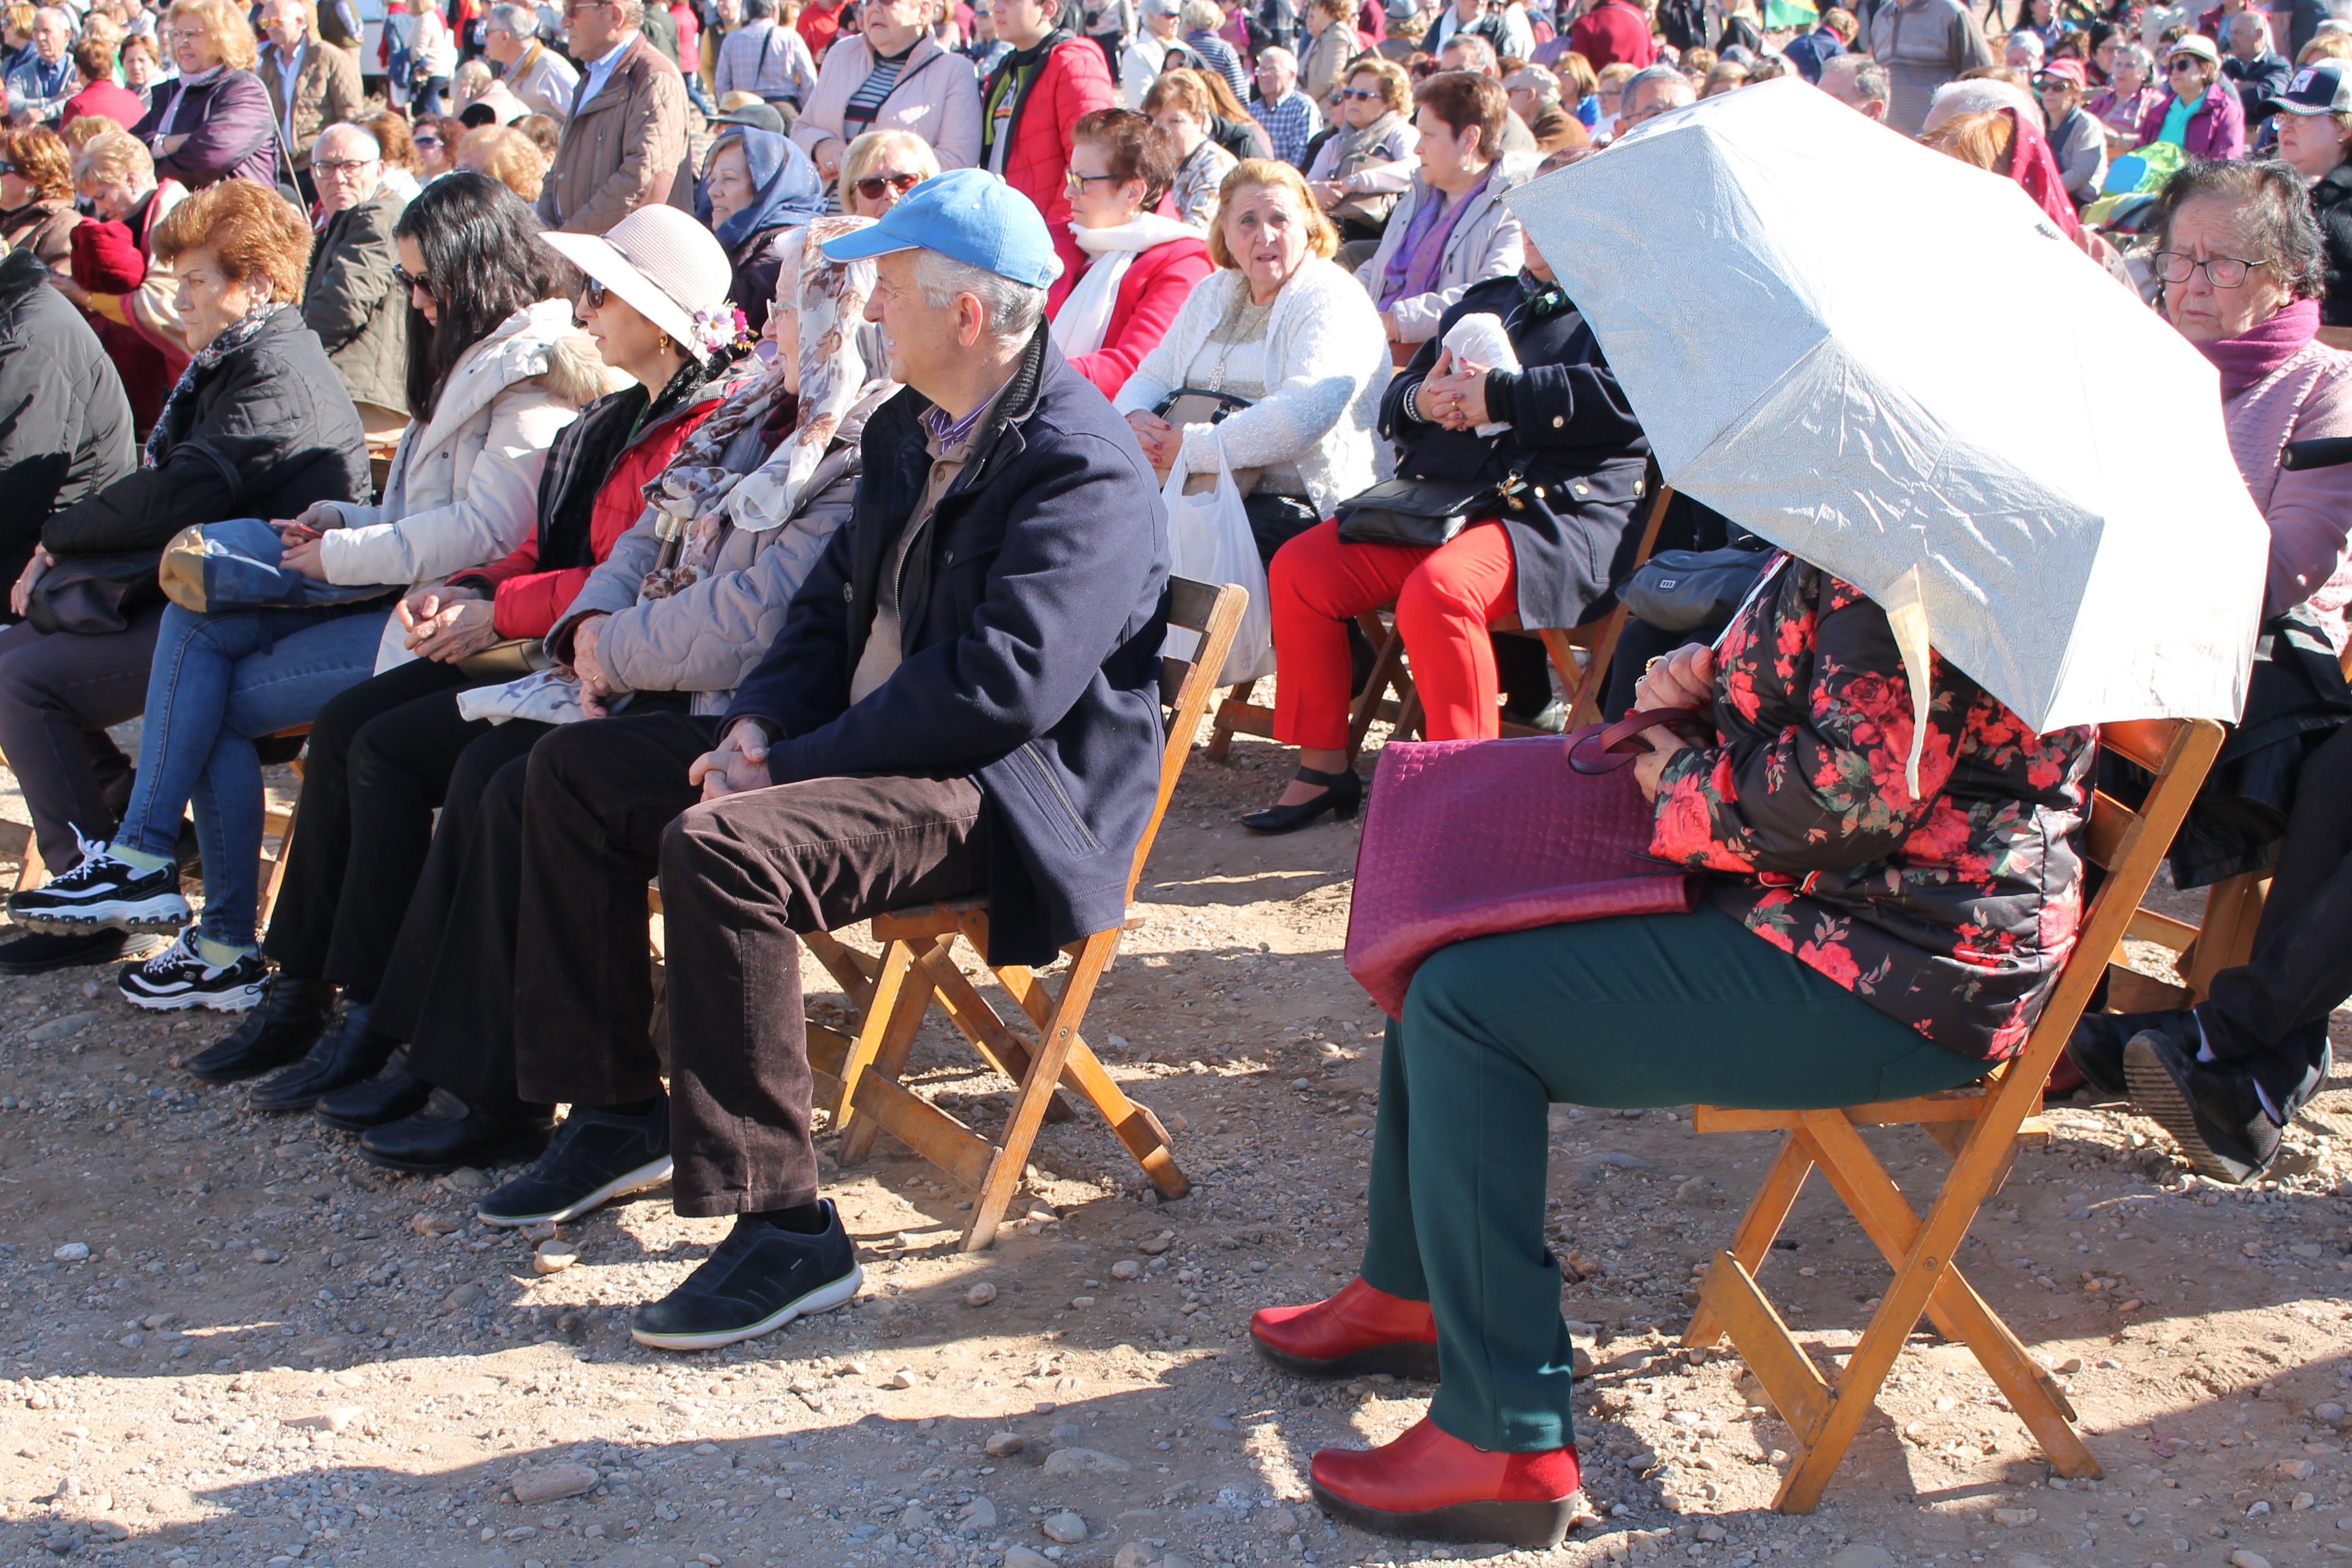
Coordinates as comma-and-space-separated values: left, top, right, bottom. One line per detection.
693, 304, 753, 356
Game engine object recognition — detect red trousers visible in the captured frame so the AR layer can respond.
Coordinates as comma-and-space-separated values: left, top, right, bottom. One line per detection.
1268, 518, 1520, 749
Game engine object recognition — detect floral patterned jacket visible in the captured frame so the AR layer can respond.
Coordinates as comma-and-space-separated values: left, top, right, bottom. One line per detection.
1648, 559, 2097, 1061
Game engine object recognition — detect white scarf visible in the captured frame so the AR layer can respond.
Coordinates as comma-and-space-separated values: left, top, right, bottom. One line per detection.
1049, 213, 1198, 359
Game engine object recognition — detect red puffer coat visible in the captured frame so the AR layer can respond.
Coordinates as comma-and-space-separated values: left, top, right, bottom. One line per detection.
987, 36, 1118, 310
1647, 558, 2097, 1062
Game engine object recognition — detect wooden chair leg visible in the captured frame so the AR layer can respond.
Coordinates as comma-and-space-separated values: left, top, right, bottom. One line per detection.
1346, 619, 1411, 756
804, 928, 880, 1012
1206, 685, 1239, 761
1683, 1130, 1814, 1349
909, 941, 1077, 1125
2180, 871, 2267, 1000
828, 939, 921, 1129
839, 935, 951, 1163
13, 835, 44, 894
257, 796, 300, 932
962, 930, 1118, 1251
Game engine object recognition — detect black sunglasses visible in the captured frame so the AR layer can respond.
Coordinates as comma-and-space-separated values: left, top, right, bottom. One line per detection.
393, 264, 434, 293
581, 277, 611, 310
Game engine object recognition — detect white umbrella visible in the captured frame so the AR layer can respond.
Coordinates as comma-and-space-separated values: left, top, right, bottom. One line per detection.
1504, 77, 2268, 774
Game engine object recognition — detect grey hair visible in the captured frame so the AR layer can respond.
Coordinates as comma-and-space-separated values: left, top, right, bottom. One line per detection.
1923, 75, 2044, 132
2229, 9, 2271, 47
613, 0, 647, 25
30, 6, 67, 27
1823, 51, 1888, 102
2114, 41, 2154, 75
743, 0, 777, 17
315, 122, 383, 159
1621, 63, 1694, 111
487, 3, 539, 34
2005, 27, 2043, 56
1442, 32, 1499, 73
912, 249, 1047, 340
2157, 158, 2328, 301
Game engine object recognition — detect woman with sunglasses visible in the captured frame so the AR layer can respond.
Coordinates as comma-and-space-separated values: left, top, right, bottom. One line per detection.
838, 126, 938, 215
2135, 34, 2246, 160
1050, 107, 1210, 395
1305, 58, 1417, 254
413, 115, 463, 184
4, 175, 608, 998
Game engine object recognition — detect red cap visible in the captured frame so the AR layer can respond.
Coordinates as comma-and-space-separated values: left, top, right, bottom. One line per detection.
2034, 56, 2088, 88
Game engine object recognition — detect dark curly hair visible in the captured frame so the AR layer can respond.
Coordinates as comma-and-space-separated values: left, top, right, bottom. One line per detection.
2155, 157, 2327, 302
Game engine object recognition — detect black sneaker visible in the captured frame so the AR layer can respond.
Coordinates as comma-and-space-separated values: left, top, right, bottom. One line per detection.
8, 835, 189, 934
118, 928, 268, 1012
2124, 1027, 2283, 1185
630, 1204, 863, 1352
477, 1098, 674, 1228
2068, 1006, 2197, 1101
0, 927, 139, 975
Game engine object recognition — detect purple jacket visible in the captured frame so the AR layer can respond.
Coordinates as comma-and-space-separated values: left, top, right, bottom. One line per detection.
133, 68, 280, 189
2135, 79, 2246, 162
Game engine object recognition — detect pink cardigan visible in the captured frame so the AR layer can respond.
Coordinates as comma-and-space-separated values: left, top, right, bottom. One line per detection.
788, 33, 982, 168
2226, 338, 2352, 652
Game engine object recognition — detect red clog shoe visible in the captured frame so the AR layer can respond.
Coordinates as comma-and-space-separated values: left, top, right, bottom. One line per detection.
1249, 1276, 1440, 1380
1311, 1416, 1582, 1549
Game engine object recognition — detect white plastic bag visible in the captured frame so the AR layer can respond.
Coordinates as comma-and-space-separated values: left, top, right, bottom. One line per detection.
1160, 435, 1276, 686
1441, 312, 1521, 437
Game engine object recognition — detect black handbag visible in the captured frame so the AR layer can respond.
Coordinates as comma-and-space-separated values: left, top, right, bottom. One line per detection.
1332, 474, 1520, 549
26, 552, 163, 636
1619, 545, 1776, 633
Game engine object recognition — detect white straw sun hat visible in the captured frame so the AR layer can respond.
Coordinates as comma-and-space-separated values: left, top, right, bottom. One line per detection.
541, 205, 738, 360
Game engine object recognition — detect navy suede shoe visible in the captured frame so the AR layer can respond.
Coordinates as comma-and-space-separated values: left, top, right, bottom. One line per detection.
631, 1202, 862, 1352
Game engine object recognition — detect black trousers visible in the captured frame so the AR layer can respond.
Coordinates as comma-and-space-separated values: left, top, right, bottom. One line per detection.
0, 608, 164, 868
512, 721, 988, 1216
2202, 719, 2352, 1118
260, 656, 514, 994
386, 703, 705, 1117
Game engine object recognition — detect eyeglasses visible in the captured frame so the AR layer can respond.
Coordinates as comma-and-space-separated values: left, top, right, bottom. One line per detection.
564, 1, 614, 13
393, 265, 434, 293
1338, 86, 1380, 100
1064, 170, 1125, 193
581, 278, 611, 310
2151, 249, 2269, 288
312, 158, 376, 176
0, 162, 18, 176
854, 171, 921, 199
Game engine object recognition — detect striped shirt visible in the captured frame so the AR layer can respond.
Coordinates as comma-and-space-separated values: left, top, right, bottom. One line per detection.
843, 42, 917, 134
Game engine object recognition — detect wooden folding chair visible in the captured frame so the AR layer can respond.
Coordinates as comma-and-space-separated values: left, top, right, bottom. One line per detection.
809, 576, 1247, 1250
1205, 479, 1676, 762
1680, 716, 2225, 1513
2109, 868, 2267, 1011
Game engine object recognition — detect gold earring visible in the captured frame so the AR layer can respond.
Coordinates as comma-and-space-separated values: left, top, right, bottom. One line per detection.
658, 333, 673, 354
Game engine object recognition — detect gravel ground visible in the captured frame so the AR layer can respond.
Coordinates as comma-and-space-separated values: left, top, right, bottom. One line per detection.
1, 725, 2350, 1568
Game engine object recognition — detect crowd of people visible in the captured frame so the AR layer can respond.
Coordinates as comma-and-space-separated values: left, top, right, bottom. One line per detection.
1, 0, 2350, 1547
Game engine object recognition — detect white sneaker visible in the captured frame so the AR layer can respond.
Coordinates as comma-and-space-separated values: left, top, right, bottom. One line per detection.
119, 927, 268, 1012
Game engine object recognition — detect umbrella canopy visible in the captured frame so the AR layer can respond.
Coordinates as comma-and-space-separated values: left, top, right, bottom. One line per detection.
1504, 76, 2268, 739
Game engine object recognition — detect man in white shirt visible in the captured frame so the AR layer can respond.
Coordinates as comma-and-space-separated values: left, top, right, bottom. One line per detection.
486, 3, 582, 121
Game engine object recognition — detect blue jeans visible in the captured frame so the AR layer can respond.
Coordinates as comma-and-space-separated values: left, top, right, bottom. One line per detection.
117, 603, 394, 946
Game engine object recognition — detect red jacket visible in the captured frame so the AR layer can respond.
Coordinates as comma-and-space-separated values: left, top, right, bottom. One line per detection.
473, 394, 715, 638
1063, 235, 1212, 397
798, 0, 843, 59
1569, 0, 1655, 69
60, 80, 147, 129
988, 36, 1118, 308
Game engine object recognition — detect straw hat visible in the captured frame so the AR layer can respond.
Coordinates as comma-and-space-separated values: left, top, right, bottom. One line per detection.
541, 206, 737, 361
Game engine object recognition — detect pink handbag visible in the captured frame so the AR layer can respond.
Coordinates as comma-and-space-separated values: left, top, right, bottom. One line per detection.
1344, 713, 1706, 1019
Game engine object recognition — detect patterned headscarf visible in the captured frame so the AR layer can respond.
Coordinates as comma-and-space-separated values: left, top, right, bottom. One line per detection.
638, 213, 883, 600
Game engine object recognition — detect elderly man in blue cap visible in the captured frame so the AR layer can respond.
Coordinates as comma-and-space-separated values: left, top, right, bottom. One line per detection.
329, 169, 1172, 1351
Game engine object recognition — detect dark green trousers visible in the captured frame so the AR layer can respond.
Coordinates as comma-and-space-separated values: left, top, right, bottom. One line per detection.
1359, 903, 1989, 1453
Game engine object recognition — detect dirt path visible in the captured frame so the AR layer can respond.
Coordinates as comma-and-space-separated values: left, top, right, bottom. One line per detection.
2, 727, 2350, 1568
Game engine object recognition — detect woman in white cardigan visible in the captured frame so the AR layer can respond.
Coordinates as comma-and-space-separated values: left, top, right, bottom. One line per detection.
1115, 157, 1389, 563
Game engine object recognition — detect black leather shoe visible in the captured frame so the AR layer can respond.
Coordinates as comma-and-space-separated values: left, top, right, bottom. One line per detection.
1240, 765, 1364, 835
0, 927, 135, 975
2125, 1027, 2283, 1186
360, 1097, 554, 1175
182, 973, 333, 1083
249, 998, 400, 1112
314, 1062, 432, 1132
631, 1205, 862, 1351
2067, 1006, 2196, 1101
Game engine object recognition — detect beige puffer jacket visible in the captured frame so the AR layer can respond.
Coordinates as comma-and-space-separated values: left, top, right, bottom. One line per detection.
313, 298, 623, 591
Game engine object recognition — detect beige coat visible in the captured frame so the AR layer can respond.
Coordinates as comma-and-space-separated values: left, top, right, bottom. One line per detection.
506, 39, 582, 121
536, 32, 694, 235
258, 37, 364, 171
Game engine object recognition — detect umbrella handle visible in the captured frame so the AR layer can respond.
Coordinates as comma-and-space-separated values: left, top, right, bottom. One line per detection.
1566, 706, 1707, 775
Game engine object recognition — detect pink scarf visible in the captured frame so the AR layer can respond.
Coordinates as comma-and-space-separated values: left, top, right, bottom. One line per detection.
2195, 297, 2320, 400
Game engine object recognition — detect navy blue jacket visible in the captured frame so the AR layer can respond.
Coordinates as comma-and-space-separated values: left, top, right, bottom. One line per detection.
725, 326, 1170, 967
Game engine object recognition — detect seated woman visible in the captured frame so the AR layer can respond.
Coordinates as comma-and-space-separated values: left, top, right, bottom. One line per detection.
2136, 35, 2246, 162
309, 219, 889, 1175
838, 128, 940, 220
1115, 159, 1388, 570
1243, 231, 1648, 833
0, 178, 368, 977
0, 126, 79, 271
160, 205, 736, 1117
1147, 69, 1242, 230
1250, 560, 2097, 1547
1305, 59, 1419, 260
5, 174, 609, 1000
1355, 70, 1533, 348
1049, 107, 1212, 398
696, 124, 824, 335
2068, 159, 2352, 1184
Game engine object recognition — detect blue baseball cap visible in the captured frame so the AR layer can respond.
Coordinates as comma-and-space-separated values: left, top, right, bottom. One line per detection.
819, 167, 1063, 288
